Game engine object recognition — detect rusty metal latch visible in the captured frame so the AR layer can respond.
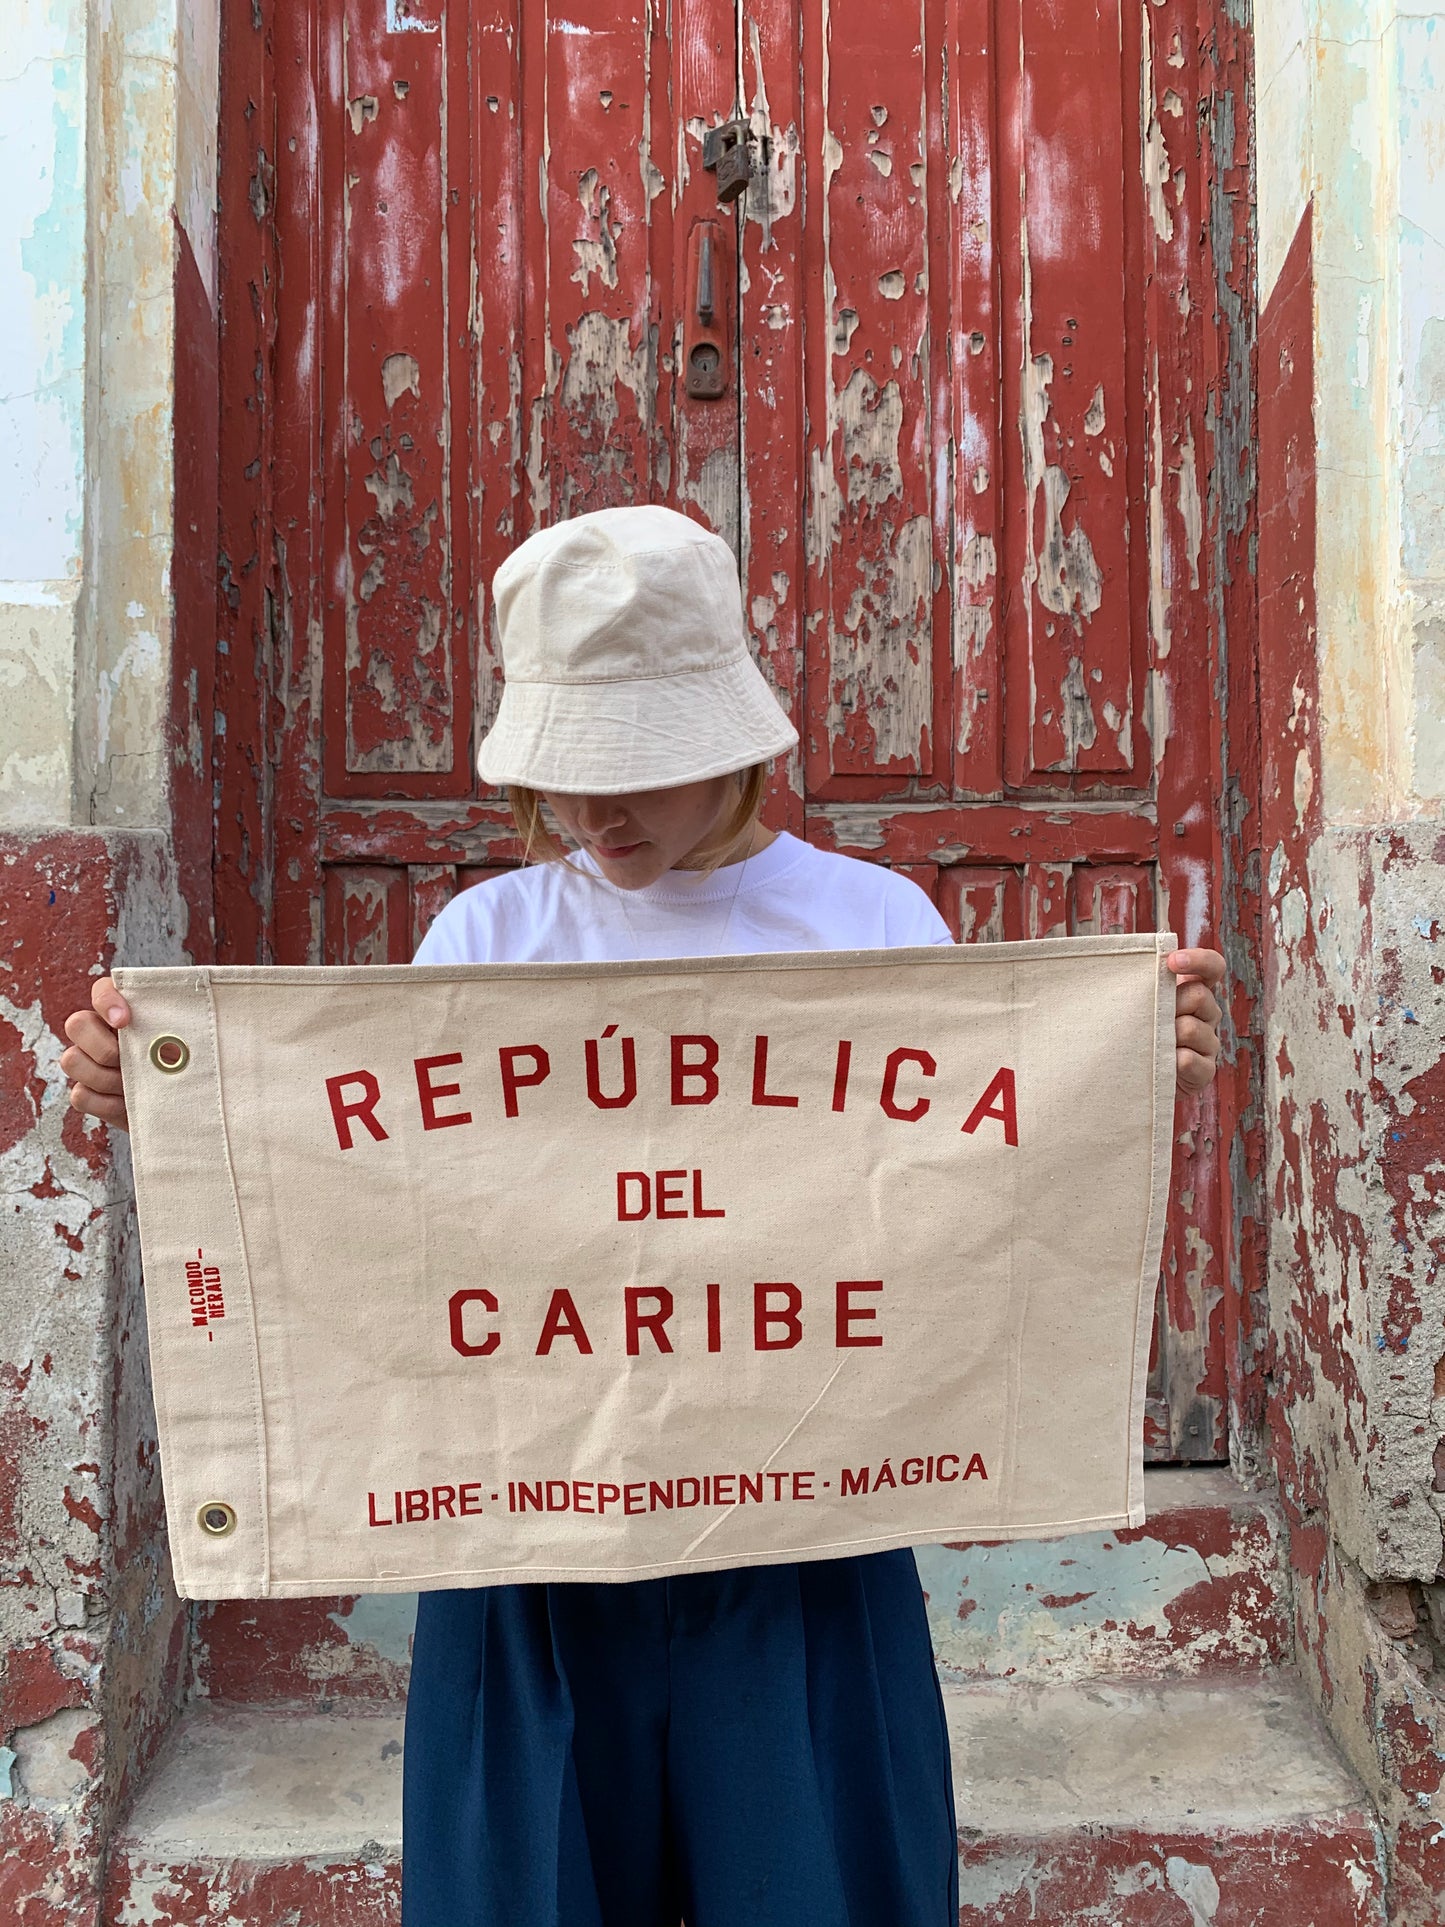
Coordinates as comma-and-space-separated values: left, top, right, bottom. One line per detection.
684, 221, 729, 399
702, 119, 756, 204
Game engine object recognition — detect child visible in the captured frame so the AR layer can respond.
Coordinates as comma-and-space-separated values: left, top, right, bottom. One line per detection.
63, 504, 1224, 1927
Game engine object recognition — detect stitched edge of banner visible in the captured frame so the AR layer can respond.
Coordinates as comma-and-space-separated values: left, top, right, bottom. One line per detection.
1123, 933, 1180, 1526
113, 986, 188, 1593
192, 1517, 1155, 1598
203, 970, 274, 1593
116, 932, 1168, 991
121, 941, 1174, 1594
997, 954, 1024, 1524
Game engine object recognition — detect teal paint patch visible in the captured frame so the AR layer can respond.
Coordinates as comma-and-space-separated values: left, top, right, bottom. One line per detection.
0, 43, 88, 575
0, 1743, 15, 1797
1397, 17, 1445, 579
328, 1593, 417, 1666
915, 1522, 1262, 1678
16, 57, 86, 384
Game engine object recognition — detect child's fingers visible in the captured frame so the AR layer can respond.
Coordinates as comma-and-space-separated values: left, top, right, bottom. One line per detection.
59, 1045, 125, 1096
64, 1009, 122, 1069
1166, 946, 1225, 987
1174, 979, 1222, 1026
1176, 1046, 1215, 1094
68, 1083, 130, 1131
91, 976, 132, 1029
1175, 1015, 1220, 1062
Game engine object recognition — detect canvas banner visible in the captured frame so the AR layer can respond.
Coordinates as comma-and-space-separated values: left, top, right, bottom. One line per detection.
115, 934, 1176, 1601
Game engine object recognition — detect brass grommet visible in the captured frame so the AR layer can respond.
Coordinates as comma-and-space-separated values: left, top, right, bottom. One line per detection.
150, 1034, 191, 1075
197, 1501, 237, 1537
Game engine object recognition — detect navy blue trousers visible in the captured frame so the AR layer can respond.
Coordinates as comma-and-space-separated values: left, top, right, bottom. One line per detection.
401, 1549, 958, 1927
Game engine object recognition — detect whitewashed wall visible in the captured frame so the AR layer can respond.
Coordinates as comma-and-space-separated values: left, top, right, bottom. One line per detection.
0, 0, 88, 823
1256, 0, 1445, 817
0, 0, 217, 835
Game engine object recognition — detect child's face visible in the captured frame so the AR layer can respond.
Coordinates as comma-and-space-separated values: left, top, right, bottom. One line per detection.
542, 778, 738, 888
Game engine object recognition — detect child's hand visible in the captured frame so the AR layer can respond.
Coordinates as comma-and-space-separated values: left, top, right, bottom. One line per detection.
1166, 948, 1225, 1095
60, 976, 132, 1133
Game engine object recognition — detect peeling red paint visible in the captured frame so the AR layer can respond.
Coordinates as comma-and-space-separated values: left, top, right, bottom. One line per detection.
0, 1366, 44, 1563
0, 1805, 100, 1927
1256, 198, 1445, 1926
0, 1014, 46, 1160
103, 1852, 400, 1927
1382, 1703, 1445, 1802
0, 835, 192, 1923
194, 1598, 412, 1705
62, 1489, 103, 1535
955, 1823, 1384, 1925
171, 222, 220, 963
929, 1483, 1293, 1685
1, 1640, 88, 1735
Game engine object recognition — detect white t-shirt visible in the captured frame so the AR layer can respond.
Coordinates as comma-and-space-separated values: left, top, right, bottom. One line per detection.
413, 830, 953, 966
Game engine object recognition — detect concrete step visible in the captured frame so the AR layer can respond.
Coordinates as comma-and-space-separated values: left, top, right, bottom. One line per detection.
918, 1465, 1292, 1682
104, 1705, 402, 1926
189, 1467, 1289, 1706
105, 1672, 1383, 1925
947, 1676, 1385, 1923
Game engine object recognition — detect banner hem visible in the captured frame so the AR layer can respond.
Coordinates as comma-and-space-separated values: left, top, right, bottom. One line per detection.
175, 1511, 1159, 1599
119, 933, 1173, 995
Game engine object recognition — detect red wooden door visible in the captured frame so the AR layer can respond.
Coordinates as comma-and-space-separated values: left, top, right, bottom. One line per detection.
218, 0, 1225, 1459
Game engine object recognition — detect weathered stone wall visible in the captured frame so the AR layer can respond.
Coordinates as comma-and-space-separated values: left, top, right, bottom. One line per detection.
1255, 0, 1445, 1912
0, 1, 216, 1918
1, 836, 189, 1923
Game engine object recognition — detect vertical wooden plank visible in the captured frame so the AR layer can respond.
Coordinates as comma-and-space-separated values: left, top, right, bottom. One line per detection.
474, 0, 736, 774
472, 3, 524, 751
740, 3, 807, 833
670, 0, 740, 547
802, 0, 947, 794
271, 0, 327, 963
946, 0, 1005, 800
998, 0, 1145, 791
1204, 0, 1266, 1470
1145, 1294, 1173, 1457
499, 1, 738, 524
408, 862, 458, 954
216, 0, 277, 965
1145, 0, 1232, 1460
323, 866, 411, 964
533, 3, 661, 520
323, 0, 473, 793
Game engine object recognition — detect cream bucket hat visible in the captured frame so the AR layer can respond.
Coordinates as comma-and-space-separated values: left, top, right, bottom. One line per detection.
477, 505, 799, 795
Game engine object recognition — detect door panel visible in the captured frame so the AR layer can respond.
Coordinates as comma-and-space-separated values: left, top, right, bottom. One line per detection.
797, 0, 950, 793
219, 0, 1226, 1459
325, 0, 475, 797
997, 0, 1147, 792
470, 0, 743, 734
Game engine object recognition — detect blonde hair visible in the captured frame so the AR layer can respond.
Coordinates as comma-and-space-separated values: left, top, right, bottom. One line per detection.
508, 765, 769, 875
